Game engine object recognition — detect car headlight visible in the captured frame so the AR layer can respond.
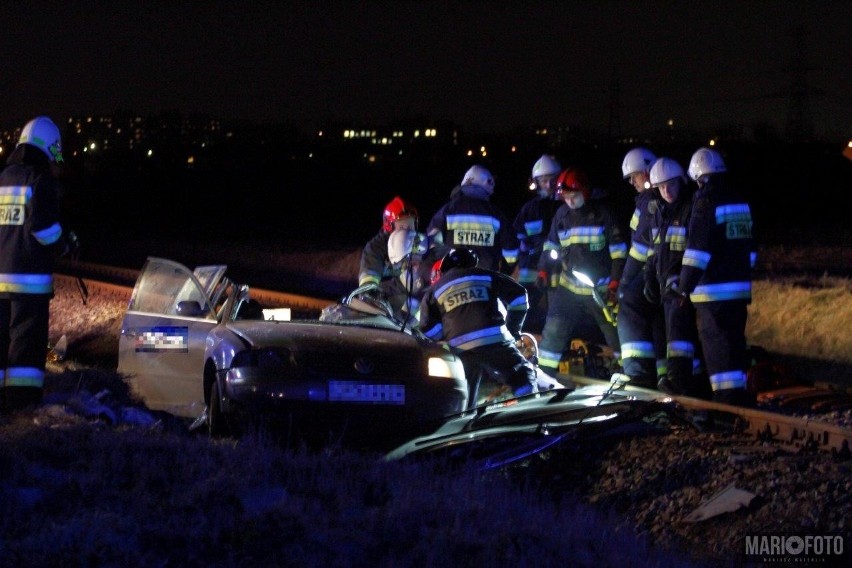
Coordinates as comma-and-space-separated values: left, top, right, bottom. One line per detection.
428, 355, 465, 379
231, 347, 292, 369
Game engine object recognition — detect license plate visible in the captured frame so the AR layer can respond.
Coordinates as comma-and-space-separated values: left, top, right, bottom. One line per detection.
328, 381, 405, 405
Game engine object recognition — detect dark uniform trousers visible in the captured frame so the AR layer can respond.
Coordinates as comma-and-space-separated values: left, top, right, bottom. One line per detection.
663, 297, 710, 398
617, 275, 667, 387
0, 295, 51, 409
538, 288, 620, 375
460, 341, 537, 408
696, 300, 749, 397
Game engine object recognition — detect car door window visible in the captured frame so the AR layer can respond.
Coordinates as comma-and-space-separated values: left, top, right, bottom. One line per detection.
129, 258, 212, 317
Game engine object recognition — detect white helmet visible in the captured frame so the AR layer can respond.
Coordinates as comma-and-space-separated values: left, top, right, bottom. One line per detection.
460, 165, 495, 194
688, 147, 726, 181
388, 229, 427, 264
649, 157, 686, 187
621, 147, 656, 178
18, 116, 64, 163
532, 154, 561, 179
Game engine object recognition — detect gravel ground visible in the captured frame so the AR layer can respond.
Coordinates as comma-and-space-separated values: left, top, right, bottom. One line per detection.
43, 276, 852, 566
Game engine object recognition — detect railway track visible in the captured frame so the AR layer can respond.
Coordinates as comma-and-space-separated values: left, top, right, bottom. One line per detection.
54, 261, 852, 456
55, 259, 334, 313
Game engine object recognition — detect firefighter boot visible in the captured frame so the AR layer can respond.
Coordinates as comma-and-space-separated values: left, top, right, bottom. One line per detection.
657, 375, 687, 396
713, 387, 756, 408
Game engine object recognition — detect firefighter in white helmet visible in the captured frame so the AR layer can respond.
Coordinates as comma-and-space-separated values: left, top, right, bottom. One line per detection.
426, 164, 519, 274
616, 147, 668, 388
643, 157, 710, 398
377, 227, 435, 326
510, 154, 563, 333
0, 116, 70, 412
675, 147, 756, 407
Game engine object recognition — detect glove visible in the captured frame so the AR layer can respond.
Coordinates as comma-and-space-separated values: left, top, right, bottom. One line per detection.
663, 277, 688, 306
605, 280, 619, 306
643, 279, 661, 305
535, 270, 550, 290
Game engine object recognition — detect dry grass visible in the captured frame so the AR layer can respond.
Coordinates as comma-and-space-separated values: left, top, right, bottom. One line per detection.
748, 277, 852, 364
747, 275, 852, 385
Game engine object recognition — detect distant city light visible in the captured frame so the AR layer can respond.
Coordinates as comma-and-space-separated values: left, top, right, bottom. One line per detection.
147, 149, 153, 157
667, 118, 674, 127
708, 139, 717, 146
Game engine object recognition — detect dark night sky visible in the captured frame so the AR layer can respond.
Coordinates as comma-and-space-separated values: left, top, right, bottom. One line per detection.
3, 1, 850, 139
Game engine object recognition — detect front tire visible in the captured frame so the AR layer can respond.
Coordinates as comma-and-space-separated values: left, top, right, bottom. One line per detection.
208, 380, 234, 438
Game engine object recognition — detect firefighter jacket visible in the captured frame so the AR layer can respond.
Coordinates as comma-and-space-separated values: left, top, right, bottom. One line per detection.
538, 200, 627, 296
0, 147, 64, 297
678, 173, 756, 304
358, 230, 394, 287
621, 189, 661, 287
511, 195, 562, 285
646, 185, 696, 292
426, 185, 519, 274
419, 266, 528, 351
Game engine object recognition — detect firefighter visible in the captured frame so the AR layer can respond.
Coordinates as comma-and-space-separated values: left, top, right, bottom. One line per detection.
616, 147, 668, 388
673, 147, 756, 406
426, 165, 520, 274
358, 196, 419, 287
0, 116, 69, 412
419, 247, 538, 407
536, 168, 627, 379
511, 154, 563, 334
644, 157, 710, 398
379, 227, 438, 326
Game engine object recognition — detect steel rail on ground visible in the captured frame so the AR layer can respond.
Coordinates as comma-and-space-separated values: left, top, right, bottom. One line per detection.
54, 264, 333, 312
571, 375, 852, 456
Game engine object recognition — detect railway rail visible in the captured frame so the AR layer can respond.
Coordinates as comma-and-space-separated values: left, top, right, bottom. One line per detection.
54, 262, 852, 456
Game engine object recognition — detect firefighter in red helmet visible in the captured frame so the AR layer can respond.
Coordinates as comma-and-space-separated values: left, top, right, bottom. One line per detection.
535, 168, 627, 381
358, 196, 421, 288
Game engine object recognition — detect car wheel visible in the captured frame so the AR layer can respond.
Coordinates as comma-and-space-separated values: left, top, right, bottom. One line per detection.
208, 380, 234, 438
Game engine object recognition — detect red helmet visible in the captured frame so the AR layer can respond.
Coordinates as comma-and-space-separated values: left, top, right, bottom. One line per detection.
555, 168, 591, 201
430, 259, 443, 285
382, 196, 419, 233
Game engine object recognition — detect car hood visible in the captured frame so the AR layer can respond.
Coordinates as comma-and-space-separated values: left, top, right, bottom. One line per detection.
385, 385, 667, 463
221, 320, 454, 376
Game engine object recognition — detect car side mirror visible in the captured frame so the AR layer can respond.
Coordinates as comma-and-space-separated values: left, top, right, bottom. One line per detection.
176, 300, 206, 317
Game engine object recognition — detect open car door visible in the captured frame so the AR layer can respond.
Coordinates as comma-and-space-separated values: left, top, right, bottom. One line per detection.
117, 257, 226, 417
